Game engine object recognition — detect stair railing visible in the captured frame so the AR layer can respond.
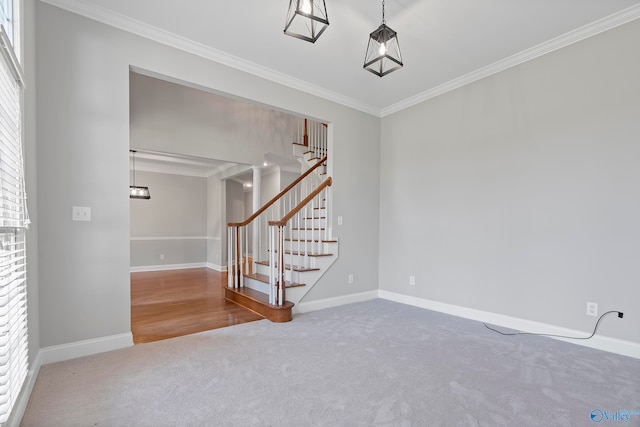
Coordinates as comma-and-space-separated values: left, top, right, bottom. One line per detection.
309, 121, 328, 160
268, 176, 332, 306
294, 119, 327, 160
227, 155, 328, 296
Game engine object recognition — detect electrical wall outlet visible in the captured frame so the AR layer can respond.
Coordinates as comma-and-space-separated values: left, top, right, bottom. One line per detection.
72, 206, 91, 221
586, 302, 598, 317
348, 274, 354, 284
409, 276, 416, 286
160, 254, 165, 260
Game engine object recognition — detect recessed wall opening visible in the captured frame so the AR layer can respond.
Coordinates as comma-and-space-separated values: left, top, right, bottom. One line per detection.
128, 69, 331, 343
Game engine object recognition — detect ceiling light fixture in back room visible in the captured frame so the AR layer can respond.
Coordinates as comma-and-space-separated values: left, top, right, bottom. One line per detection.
364, 0, 404, 77
129, 150, 151, 200
284, 0, 329, 43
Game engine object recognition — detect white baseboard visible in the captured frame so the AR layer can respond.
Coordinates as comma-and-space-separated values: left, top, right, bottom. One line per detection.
130, 262, 207, 272
378, 290, 640, 360
7, 351, 43, 427
9, 334, 132, 426
206, 262, 225, 272
39, 332, 134, 365
295, 290, 378, 314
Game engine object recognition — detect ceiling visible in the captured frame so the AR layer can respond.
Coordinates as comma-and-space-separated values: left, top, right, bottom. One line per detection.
43, 0, 640, 116
129, 150, 238, 178
129, 149, 289, 186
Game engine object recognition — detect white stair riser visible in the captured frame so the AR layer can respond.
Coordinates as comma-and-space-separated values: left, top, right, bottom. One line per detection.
242, 276, 270, 294
289, 229, 330, 241
257, 254, 335, 271
255, 265, 294, 282
235, 138, 335, 307
295, 218, 326, 228
284, 240, 336, 253
255, 255, 335, 280
254, 264, 335, 292
293, 144, 307, 158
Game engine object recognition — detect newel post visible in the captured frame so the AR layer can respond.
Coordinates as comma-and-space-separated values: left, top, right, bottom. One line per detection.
276, 224, 286, 306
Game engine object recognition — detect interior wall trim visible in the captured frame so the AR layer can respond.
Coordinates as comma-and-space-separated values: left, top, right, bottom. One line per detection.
295, 291, 378, 314
39, 333, 134, 365
129, 236, 210, 241
39, 0, 640, 118
379, 290, 640, 360
38, 0, 378, 116
130, 262, 208, 273
382, 4, 640, 116
6, 352, 42, 427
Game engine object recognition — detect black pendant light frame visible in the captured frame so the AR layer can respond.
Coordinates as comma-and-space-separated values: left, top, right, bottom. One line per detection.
129, 150, 151, 200
284, 0, 330, 43
363, 0, 403, 77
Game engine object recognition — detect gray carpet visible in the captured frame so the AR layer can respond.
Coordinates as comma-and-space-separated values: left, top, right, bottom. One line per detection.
21, 299, 640, 426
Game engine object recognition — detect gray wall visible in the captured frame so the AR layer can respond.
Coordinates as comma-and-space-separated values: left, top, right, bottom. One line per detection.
226, 180, 245, 224
261, 168, 281, 218
30, 0, 637, 354
207, 173, 223, 268
130, 72, 299, 167
24, 0, 39, 366
280, 171, 300, 190
379, 19, 640, 343
35, 3, 380, 348
130, 171, 207, 268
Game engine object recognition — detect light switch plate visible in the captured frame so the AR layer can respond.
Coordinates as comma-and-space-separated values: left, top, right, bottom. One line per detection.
72, 206, 91, 221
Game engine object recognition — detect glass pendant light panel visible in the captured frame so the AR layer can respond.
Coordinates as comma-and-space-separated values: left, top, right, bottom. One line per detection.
284, 0, 329, 43
129, 150, 151, 199
130, 186, 151, 200
364, 24, 403, 77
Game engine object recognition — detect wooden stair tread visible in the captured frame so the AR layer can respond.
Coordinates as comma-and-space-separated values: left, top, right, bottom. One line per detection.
225, 286, 293, 323
284, 250, 333, 257
245, 272, 307, 288
263, 250, 332, 258
254, 261, 319, 273
285, 238, 337, 243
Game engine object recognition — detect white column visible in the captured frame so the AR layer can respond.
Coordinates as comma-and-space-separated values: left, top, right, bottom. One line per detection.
252, 166, 261, 264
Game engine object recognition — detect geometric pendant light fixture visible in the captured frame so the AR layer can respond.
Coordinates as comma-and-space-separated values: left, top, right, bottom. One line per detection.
363, 0, 403, 77
129, 150, 151, 200
284, 0, 329, 43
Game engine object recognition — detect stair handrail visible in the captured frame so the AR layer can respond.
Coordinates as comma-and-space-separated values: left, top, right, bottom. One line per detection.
227, 155, 328, 228
227, 154, 328, 295
267, 176, 333, 306
269, 177, 332, 227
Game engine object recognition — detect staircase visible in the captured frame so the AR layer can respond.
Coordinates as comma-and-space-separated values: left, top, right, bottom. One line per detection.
225, 119, 337, 322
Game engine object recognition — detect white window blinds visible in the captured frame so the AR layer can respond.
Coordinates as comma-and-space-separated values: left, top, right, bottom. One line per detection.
0, 1, 12, 47
0, 22, 27, 425
0, 232, 26, 424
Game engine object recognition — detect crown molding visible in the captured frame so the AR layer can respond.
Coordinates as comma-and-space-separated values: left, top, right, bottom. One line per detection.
381, 3, 640, 117
40, 0, 640, 118
38, 0, 380, 116
132, 164, 215, 178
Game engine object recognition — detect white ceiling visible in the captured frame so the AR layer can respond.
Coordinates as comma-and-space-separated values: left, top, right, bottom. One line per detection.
129, 150, 237, 178
43, 0, 640, 116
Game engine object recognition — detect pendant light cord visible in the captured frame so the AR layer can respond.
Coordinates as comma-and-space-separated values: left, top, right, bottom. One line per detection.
382, 0, 386, 24
130, 150, 136, 187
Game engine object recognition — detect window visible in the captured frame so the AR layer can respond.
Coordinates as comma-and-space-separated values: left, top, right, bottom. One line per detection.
0, 16, 26, 425
0, 1, 10, 43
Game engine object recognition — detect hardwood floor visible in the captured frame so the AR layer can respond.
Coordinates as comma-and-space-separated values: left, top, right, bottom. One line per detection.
131, 268, 264, 344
